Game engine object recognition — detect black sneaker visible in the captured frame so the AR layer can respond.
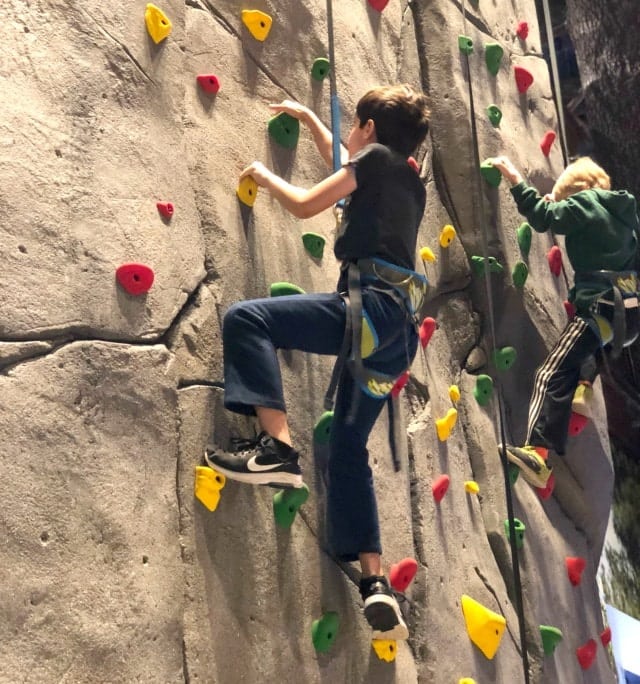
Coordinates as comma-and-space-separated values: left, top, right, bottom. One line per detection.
359, 576, 409, 640
204, 432, 304, 488
502, 444, 552, 488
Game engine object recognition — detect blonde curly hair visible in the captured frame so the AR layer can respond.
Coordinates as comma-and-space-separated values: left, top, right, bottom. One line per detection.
552, 157, 611, 201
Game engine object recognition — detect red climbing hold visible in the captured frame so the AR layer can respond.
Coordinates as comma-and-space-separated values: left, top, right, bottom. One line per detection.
432, 474, 450, 503
516, 21, 529, 40
367, 0, 390, 11
391, 371, 410, 398
514, 65, 534, 93
564, 300, 576, 320
576, 639, 597, 670
536, 471, 555, 500
197, 74, 221, 94
389, 557, 418, 592
419, 317, 436, 348
568, 411, 589, 437
407, 156, 420, 173
540, 130, 556, 157
547, 245, 563, 276
116, 263, 155, 296
600, 626, 612, 648
566, 556, 586, 586
156, 201, 174, 219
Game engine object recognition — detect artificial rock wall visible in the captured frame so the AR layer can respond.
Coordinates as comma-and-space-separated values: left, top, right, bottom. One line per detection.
0, 1, 616, 683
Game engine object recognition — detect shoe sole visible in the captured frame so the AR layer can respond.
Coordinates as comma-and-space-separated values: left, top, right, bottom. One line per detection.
364, 595, 409, 640
504, 448, 549, 489
203, 452, 304, 489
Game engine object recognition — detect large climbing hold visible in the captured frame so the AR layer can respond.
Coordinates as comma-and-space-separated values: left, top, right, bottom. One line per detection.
436, 407, 458, 441
484, 42, 504, 76
432, 474, 450, 503
368, 0, 390, 11
539, 625, 563, 655
237, 176, 258, 207
516, 21, 529, 40
439, 224, 457, 248
473, 374, 493, 406
116, 263, 155, 296
504, 518, 526, 549
566, 556, 586, 586
419, 317, 436, 348
576, 639, 597, 670
458, 35, 474, 55
313, 410, 333, 444
145, 4, 172, 44
389, 557, 418, 592
486, 104, 502, 127
197, 74, 221, 95
461, 594, 506, 660
268, 112, 300, 149
371, 639, 396, 662
547, 245, 563, 276
512, 261, 528, 288
194, 465, 226, 512
302, 232, 325, 259
311, 611, 340, 653
156, 201, 174, 219
540, 130, 557, 157
480, 160, 502, 187
241, 9, 272, 41
311, 57, 330, 81
517, 222, 532, 257
273, 484, 310, 528
492, 346, 517, 371
514, 65, 534, 93
270, 282, 306, 296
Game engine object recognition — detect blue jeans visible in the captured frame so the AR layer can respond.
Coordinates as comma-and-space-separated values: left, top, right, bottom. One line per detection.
222, 289, 418, 561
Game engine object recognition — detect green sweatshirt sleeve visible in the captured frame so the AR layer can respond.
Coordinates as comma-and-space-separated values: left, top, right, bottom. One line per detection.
510, 182, 582, 236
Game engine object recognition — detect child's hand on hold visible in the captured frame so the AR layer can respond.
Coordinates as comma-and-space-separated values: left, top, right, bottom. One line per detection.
269, 100, 310, 121
491, 156, 524, 186
240, 161, 273, 188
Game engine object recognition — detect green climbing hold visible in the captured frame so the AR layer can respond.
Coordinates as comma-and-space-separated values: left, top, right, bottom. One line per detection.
458, 35, 474, 55
313, 410, 333, 444
471, 255, 486, 276
504, 518, 526, 549
508, 463, 520, 485
487, 104, 502, 127
312, 611, 340, 653
273, 484, 310, 528
540, 625, 563, 655
268, 112, 300, 149
517, 222, 532, 258
302, 232, 325, 259
484, 42, 504, 76
487, 257, 503, 273
512, 261, 528, 288
480, 160, 502, 187
270, 282, 306, 297
311, 57, 330, 81
492, 346, 517, 371
472, 256, 503, 276
473, 374, 494, 406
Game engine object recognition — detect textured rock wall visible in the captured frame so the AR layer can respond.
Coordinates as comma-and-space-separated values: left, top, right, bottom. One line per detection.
0, 1, 615, 682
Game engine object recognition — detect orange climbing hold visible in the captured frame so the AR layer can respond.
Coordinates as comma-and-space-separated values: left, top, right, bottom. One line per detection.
516, 21, 529, 40
432, 474, 450, 503
540, 130, 556, 157
389, 557, 418, 592
566, 556, 586, 586
116, 263, 154, 295
547, 245, 563, 276
419, 317, 436, 348
156, 201, 174, 219
514, 65, 534, 93
197, 74, 221, 94
576, 639, 597, 670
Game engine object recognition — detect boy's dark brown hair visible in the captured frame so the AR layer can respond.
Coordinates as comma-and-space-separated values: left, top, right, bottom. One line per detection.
356, 84, 431, 157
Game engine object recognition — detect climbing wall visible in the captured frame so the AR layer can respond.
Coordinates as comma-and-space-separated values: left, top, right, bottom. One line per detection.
0, 1, 616, 682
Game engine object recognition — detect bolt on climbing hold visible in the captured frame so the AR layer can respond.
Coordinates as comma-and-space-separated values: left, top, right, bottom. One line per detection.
540, 130, 556, 157
389, 557, 418, 592
576, 639, 597, 670
458, 35, 474, 55
312, 611, 340, 653
566, 556, 586, 586
492, 346, 516, 371
311, 57, 330, 82
436, 407, 458, 441
391, 371, 410, 398
512, 261, 528, 288
536, 471, 555, 499
517, 222, 532, 258
407, 156, 420, 173
116, 263, 155, 296
473, 375, 493, 406
459, 680, 477, 684
471, 255, 503, 276
516, 21, 529, 40
600, 626, 612, 648
197, 74, 221, 94
480, 160, 502, 187
539, 625, 563, 655
572, 383, 593, 419
484, 42, 503, 76
568, 411, 589, 437
432, 474, 450, 503
241, 9, 272, 42
448, 385, 461, 403
273, 484, 309, 528
420, 246, 436, 263
237, 176, 258, 207
419, 317, 436, 348
514, 65, 534, 93
368, 0, 390, 12
547, 245, 562, 276
194, 465, 226, 512
269, 282, 306, 297
302, 232, 325, 259
464, 480, 480, 495
371, 639, 396, 662
313, 410, 333, 444
156, 201, 174, 219
461, 594, 506, 660
504, 518, 526, 549
145, 4, 172, 44
439, 224, 457, 248
564, 300, 576, 319
486, 104, 502, 127
268, 112, 300, 150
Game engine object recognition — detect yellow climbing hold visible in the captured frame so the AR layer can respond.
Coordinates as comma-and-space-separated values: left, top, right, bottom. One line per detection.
448, 384, 461, 403
439, 224, 457, 248
464, 480, 480, 495
459, 679, 477, 684
371, 639, 397, 662
436, 407, 458, 441
420, 246, 436, 262
145, 4, 172, 44
237, 176, 258, 207
194, 465, 226, 512
242, 9, 273, 41
461, 594, 506, 660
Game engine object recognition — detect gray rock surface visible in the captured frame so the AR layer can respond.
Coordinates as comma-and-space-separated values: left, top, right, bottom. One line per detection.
1, 1, 615, 682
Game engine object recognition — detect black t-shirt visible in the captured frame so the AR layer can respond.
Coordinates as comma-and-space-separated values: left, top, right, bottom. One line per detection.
334, 143, 426, 276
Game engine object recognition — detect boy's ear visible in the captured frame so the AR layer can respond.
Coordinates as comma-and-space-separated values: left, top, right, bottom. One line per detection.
364, 118, 376, 140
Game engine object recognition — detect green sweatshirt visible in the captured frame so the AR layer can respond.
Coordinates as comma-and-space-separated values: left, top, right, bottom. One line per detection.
510, 182, 639, 312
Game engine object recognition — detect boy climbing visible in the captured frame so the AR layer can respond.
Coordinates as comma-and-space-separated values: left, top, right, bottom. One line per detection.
205, 84, 430, 641
491, 156, 639, 489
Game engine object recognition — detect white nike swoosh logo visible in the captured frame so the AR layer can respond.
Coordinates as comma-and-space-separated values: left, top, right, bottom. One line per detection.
246, 455, 281, 472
